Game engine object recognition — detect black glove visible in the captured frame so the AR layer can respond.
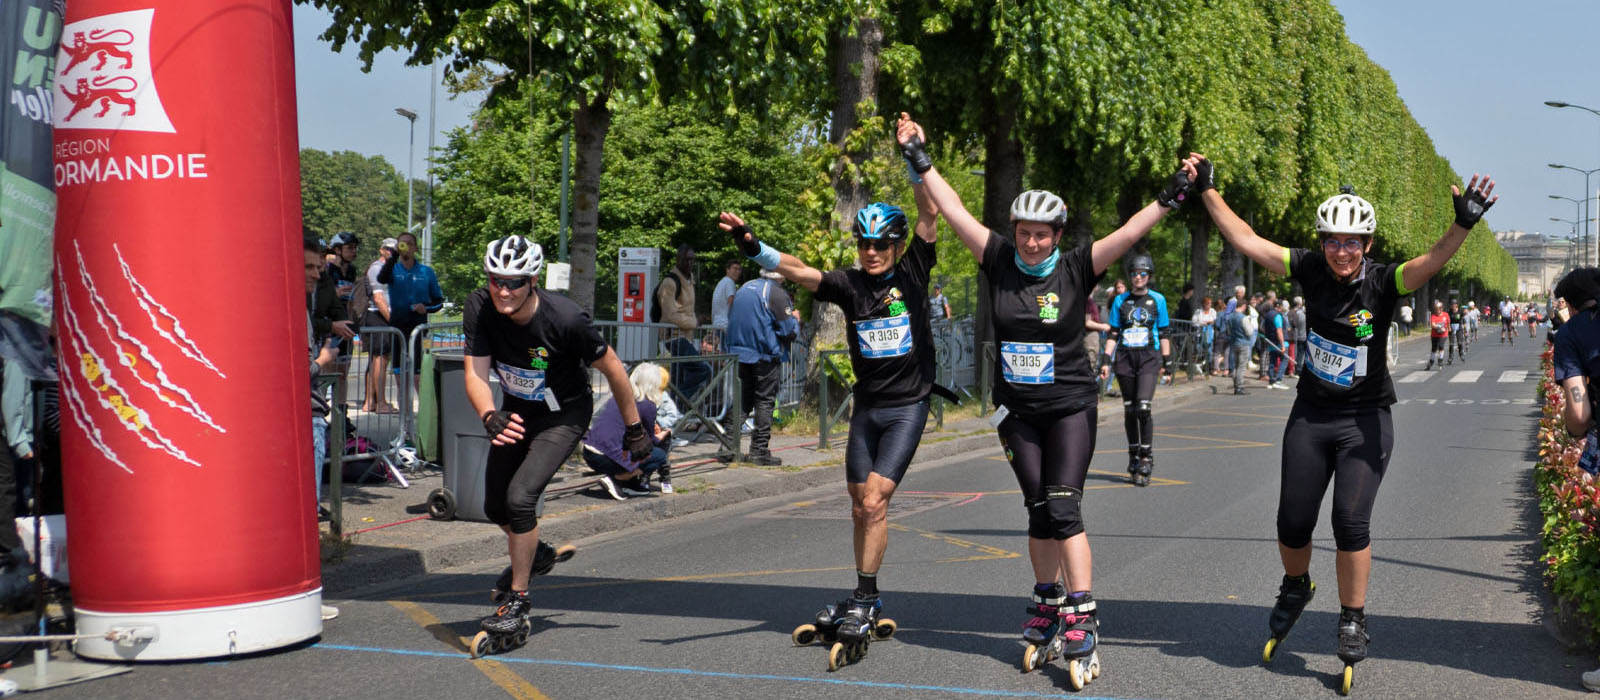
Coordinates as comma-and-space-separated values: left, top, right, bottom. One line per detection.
730, 223, 761, 258
624, 421, 652, 462
1156, 168, 1192, 209
1192, 157, 1215, 192
900, 134, 934, 175
1453, 181, 1495, 229
483, 410, 515, 437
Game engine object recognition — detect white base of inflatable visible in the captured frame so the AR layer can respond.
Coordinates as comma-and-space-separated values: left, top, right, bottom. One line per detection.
73, 588, 322, 661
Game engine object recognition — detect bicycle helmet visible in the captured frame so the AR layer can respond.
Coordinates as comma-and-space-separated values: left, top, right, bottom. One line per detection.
1128, 254, 1154, 274
1009, 190, 1068, 230
484, 235, 544, 277
1315, 189, 1376, 235
853, 203, 909, 241
330, 231, 361, 248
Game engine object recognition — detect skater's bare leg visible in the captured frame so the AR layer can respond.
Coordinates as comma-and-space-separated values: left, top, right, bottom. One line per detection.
849, 473, 898, 574
1278, 540, 1312, 577
502, 524, 541, 592
1336, 547, 1371, 608
1029, 533, 1090, 590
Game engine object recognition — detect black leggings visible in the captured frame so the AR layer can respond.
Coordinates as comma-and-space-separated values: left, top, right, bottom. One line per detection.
1277, 403, 1392, 552
1114, 349, 1161, 448
485, 409, 585, 535
845, 400, 930, 484
998, 406, 1098, 510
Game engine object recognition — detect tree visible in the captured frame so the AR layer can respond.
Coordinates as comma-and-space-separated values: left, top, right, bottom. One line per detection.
299, 148, 409, 263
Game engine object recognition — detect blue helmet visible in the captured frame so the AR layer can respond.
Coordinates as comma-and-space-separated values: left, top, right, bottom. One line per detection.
853, 203, 908, 242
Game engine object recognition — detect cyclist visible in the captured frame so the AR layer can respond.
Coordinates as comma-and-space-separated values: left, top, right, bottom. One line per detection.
463, 235, 652, 643
720, 188, 943, 663
1099, 254, 1170, 486
1196, 154, 1495, 691
897, 112, 1197, 688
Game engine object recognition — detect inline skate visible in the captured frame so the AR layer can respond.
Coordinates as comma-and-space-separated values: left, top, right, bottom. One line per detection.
1261, 574, 1316, 663
490, 541, 577, 603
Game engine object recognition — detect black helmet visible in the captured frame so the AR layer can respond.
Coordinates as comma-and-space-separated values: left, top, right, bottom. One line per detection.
1128, 254, 1154, 274
330, 231, 361, 248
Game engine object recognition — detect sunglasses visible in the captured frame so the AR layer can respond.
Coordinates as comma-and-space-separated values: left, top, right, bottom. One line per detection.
1131, 271, 1150, 278
1321, 238, 1366, 254
489, 275, 532, 291
856, 238, 895, 252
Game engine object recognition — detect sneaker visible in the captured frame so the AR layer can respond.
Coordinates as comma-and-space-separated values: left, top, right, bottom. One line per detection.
669, 437, 690, 449
597, 475, 628, 501
658, 466, 675, 494
748, 453, 783, 466
1232, 388, 1250, 395
1268, 382, 1288, 390
317, 506, 332, 522
1582, 667, 1600, 691
617, 477, 652, 497
321, 604, 340, 621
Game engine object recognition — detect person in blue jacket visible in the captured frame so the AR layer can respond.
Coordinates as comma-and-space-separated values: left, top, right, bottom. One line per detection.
1098, 254, 1170, 486
717, 269, 798, 466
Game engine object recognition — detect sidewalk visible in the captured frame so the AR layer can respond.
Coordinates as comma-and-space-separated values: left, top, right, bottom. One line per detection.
319, 340, 1426, 594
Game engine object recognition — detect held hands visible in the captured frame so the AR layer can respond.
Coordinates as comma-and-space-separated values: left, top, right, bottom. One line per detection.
623, 421, 653, 462
718, 212, 761, 257
1189, 153, 1215, 192
1451, 174, 1497, 229
1156, 155, 1203, 209
896, 113, 933, 175
483, 410, 525, 446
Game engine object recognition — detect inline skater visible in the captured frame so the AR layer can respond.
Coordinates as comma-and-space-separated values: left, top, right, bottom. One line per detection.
1500, 297, 1516, 344
1447, 300, 1467, 365
1465, 300, 1480, 344
1099, 254, 1171, 486
463, 235, 652, 657
1196, 155, 1496, 695
1426, 300, 1449, 370
897, 112, 1197, 689
722, 191, 944, 671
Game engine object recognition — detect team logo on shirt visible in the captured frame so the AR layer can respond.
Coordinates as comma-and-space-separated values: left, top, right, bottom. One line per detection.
1129, 306, 1153, 326
528, 347, 550, 370
885, 287, 907, 317
1348, 310, 1374, 341
1037, 292, 1060, 324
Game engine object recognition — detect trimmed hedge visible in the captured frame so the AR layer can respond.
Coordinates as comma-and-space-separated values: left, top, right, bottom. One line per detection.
1536, 343, 1600, 643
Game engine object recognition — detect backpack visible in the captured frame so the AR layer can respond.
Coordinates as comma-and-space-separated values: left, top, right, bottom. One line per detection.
347, 269, 373, 322
650, 270, 686, 323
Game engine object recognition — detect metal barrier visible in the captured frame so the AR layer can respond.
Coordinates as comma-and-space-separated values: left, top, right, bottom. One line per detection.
1163, 319, 1208, 383
329, 325, 416, 486
816, 349, 853, 449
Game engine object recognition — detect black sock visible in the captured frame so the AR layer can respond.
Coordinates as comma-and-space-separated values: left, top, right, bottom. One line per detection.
855, 570, 878, 598
1284, 573, 1311, 587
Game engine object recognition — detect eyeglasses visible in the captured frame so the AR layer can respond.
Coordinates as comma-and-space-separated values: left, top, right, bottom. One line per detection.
1321, 237, 1366, 254
856, 238, 895, 252
1131, 271, 1150, 278
489, 275, 532, 291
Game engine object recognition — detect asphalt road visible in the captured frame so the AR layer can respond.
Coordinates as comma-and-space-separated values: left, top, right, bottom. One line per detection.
53, 332, 1591, 699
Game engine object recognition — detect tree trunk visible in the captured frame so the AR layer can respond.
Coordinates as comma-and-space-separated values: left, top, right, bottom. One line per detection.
1189, 219, 1211, 298
975, 93, 1022, 405
569, 92, 612, 314
807, 17, 881, 406
1218, 238, 1243, 297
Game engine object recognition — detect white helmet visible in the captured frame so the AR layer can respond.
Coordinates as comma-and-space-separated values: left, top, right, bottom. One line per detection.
1010, 190, 1068, 229
1316, 192, 1376, 235
484, 235, 544, 277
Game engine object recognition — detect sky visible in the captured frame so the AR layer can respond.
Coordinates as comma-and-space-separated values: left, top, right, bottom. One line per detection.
293, 1, 1600, 243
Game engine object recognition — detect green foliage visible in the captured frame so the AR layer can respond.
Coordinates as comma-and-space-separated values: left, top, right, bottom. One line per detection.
299, 148, 409, 263
1535, 346, 1600, 643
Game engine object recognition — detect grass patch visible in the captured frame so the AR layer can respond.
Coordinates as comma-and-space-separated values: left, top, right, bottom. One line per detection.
320, 529, 355, 565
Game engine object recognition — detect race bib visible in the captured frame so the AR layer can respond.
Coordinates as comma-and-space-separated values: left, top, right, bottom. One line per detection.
855, 315, 913, 358
1001, 342, 1054, 385
1306, 330, 1367, 388
1122, 326, 1151, 348
496, 362, 547, 402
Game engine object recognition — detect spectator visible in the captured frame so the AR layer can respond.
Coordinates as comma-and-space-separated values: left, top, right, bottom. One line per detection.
930, 282, 953, 320
584, 362, 673, 500
1398, 297, 1413, 336
1227, 292, 1258, 394
1552, 270, 1600, 692
326, 232, 361, 304
657, 244, 698, 334
303, 237, 342, 618
1176, 282, 1196, 322
1262, 298, 1288, 389
1102, 279, 1127, 396
711, 259, 742, 330
719, 269, 798, 465
1193, 296, 1217, 374
308, 227, 355, 355
379, 232, 445, 391
1084, 297, 1110, 375
1289, 296, 1307, 377
362, 238, 398, 414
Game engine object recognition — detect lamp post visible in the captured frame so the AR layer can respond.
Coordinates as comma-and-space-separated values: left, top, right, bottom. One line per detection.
1549, 163, 1600, 266
1550, 194, 1586, 265
395, 107, 418, 236
1546, 100, 1600, 265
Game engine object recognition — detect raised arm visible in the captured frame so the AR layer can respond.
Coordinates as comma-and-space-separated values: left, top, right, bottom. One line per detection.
897, 114, 989, 259
1088, 157, 1199, 275
719, 211, 824, 293
1193, 155, 1286, 276
1399, 175, 1497, 293
911, 177, 940, 244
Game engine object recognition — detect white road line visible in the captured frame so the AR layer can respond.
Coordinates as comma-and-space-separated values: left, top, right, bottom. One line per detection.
1449, 370, 1482, 383
1498, 370, 1527, 383
1398, 371, 1433, 383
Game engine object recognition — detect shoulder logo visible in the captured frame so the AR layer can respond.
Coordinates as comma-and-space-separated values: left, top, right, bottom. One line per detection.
54, 9, 175, 133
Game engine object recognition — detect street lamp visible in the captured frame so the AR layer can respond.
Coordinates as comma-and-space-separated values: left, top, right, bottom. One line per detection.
1550, 163, 1600, 266
395, 107, 418, 237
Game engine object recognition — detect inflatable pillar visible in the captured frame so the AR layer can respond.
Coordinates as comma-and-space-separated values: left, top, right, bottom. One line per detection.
51, 0, 320, 660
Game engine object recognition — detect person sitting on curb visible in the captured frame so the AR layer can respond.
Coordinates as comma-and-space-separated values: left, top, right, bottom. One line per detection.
584, 362, 674, 499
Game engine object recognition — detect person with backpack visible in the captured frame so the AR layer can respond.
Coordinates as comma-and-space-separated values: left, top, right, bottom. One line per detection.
1228, 292, 1258, 395
655, 244, 698, 333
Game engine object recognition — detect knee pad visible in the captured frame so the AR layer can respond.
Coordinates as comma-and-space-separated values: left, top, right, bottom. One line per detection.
1135, 400, 1153, 422
1045, 485, 1084, 540
1026, 497, 1054, 539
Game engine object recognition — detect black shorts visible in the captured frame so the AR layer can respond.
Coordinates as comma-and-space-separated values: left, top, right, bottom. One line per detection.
1277, 402, 1392, 551
1430, 336, 1445, 352
361, 313, 395, 358
844, 400, 930, 484
484, 409, 586, 534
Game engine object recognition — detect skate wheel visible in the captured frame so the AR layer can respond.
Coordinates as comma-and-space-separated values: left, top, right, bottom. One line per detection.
792, 623, 818, 646
1068, 658, 1088, 691
873, 618, 896, 640
1262, 637, 1279, 664
827, 642, 848, 672
513, 628, 529, 647
469, 631, 493, 659
1022, 643, 1042, 673
1339, 665, 1353, 695
552, 544, 577, 564
1089, 651, 1101, 679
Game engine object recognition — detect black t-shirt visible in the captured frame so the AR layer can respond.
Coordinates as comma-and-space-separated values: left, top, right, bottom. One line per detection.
815, 236, 937, 407
1176, 296, 1194, 322
463, 287, 610, 426
1287, 248, 1405, 412
981, 232, 1103, 415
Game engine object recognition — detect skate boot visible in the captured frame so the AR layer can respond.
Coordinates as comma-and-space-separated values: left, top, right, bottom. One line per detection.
491, 541, 578, 603
1262, 574, 1316, 663
1135, 445, 1154, 487
471, 590, 534, 658
1126, 446, 1141, 484
1335, 607, 1368, 696
793, 594, 895, 651
1059, 592, 1101, 690
1021, 584, 1066, 673
823, 596, 892, 671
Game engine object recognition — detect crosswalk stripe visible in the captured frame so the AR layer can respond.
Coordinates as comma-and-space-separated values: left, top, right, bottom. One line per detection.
1498, 370, 1527, 383
1449, 370, 1482, 383
1398, 371, 1432, 383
